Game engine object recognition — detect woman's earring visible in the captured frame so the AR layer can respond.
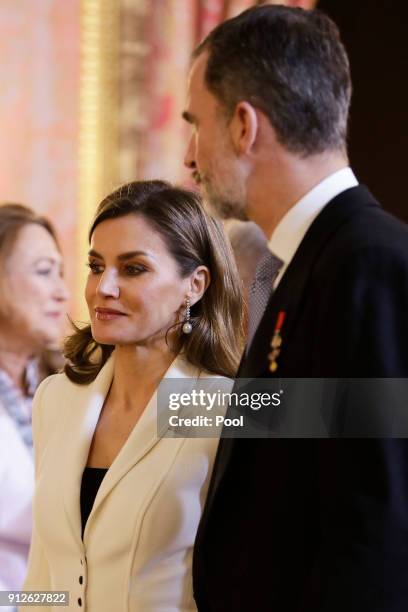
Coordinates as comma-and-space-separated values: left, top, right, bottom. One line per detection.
182, 298, 192, 334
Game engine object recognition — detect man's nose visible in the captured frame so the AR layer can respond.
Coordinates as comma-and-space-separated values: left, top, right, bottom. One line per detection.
97, 269, 120, 299
184, 134, 197, 170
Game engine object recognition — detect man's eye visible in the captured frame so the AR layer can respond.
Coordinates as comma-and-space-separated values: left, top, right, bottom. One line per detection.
87, 262, 103, 274
124, 264, 146, 276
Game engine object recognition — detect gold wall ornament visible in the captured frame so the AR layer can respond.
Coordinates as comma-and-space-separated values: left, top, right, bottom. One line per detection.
77, 0, 120, 319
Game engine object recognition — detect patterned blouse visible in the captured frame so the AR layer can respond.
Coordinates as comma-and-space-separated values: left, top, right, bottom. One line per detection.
0, 360, 39, 452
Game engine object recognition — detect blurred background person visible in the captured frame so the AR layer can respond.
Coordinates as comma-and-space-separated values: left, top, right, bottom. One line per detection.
0, 204, 69, 607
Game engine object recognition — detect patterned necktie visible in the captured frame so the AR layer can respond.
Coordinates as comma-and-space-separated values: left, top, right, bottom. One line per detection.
247, 251, 283, 351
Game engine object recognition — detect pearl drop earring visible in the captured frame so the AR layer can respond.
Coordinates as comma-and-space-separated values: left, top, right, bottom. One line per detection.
182, 298, 192, 334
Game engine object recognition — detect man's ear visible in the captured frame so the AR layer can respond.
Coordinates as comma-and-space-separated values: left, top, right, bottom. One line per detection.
228, 101, 259, 155
189, 266, 211, 306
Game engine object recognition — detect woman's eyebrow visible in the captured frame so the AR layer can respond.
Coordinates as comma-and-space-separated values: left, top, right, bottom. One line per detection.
87, 249, 153, 261
34, 256, 60, 265
88, 248, 103, 258
117, 251, 152, 261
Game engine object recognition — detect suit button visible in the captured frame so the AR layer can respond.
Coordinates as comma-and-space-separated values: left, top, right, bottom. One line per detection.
79, 576, 83, 585
78, 597, 82, 606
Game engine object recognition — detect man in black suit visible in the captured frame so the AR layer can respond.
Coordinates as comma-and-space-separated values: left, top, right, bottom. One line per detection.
182, 5, 408, 611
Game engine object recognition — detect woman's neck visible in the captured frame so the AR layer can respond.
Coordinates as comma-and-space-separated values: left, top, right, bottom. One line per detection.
0, 347, 32, 392
110, 341, 177, 410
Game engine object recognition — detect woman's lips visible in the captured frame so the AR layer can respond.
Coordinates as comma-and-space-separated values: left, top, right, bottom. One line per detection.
45, 311, 63, 319
95, 308, 127, 321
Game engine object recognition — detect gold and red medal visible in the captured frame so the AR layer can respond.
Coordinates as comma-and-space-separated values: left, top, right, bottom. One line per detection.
268, 311, 286, 372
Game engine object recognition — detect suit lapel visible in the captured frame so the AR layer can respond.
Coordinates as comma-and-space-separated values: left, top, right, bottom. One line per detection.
59, 353, 197, 546
83, 355, 198, 542
203, 185, 379, 515
62, 356, 115, 550
241, 185, 379, 378
61, 354, 194, 547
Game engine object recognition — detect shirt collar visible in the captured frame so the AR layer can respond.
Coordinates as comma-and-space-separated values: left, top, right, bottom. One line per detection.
0, 360, 39, 451
25, 358, 40, 396
268, 167, 358, 267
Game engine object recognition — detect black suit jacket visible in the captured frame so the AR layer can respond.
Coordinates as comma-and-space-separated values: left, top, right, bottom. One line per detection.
193, 185, 408, 611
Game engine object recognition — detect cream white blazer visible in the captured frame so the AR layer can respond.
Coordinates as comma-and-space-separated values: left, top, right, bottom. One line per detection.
23, 355, 229, 611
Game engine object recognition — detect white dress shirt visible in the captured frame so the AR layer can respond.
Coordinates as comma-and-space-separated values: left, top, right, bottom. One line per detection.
269, 167, 358, 288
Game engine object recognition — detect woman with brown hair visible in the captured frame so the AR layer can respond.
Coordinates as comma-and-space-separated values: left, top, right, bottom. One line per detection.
25, 180, 244, 611
0, 204, 68, 607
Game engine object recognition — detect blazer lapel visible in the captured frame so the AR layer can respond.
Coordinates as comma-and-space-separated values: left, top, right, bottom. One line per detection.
62, 357, 115, 550
83, 354, 198, 542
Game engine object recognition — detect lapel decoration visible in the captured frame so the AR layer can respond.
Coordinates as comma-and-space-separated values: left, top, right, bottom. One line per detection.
268, 311, 286, 372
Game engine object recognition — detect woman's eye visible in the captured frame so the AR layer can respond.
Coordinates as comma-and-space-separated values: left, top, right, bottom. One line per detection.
124, 264, 146, 276
36, 268, 52, 276
87, 262, 103, 274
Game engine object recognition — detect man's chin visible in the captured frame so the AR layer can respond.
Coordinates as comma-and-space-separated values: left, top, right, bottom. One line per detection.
205, 193, 248, 222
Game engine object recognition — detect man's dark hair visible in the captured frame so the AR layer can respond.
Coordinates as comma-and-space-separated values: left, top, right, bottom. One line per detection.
193, 5, 351, 156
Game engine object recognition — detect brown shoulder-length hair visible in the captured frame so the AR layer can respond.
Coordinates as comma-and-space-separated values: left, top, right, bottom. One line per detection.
0, 203, 61, 376
0, 203, 59, 310
0, 202, 58, 264
64, 180, 245, 384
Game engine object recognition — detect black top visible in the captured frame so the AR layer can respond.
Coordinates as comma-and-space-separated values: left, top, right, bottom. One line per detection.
80, 467, 108, 538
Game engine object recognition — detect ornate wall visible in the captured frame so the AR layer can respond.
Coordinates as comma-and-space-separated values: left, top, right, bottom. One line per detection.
0, 0, 80, 315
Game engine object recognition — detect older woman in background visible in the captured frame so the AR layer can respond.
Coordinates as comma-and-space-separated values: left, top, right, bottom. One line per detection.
0, 204, 68, 605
